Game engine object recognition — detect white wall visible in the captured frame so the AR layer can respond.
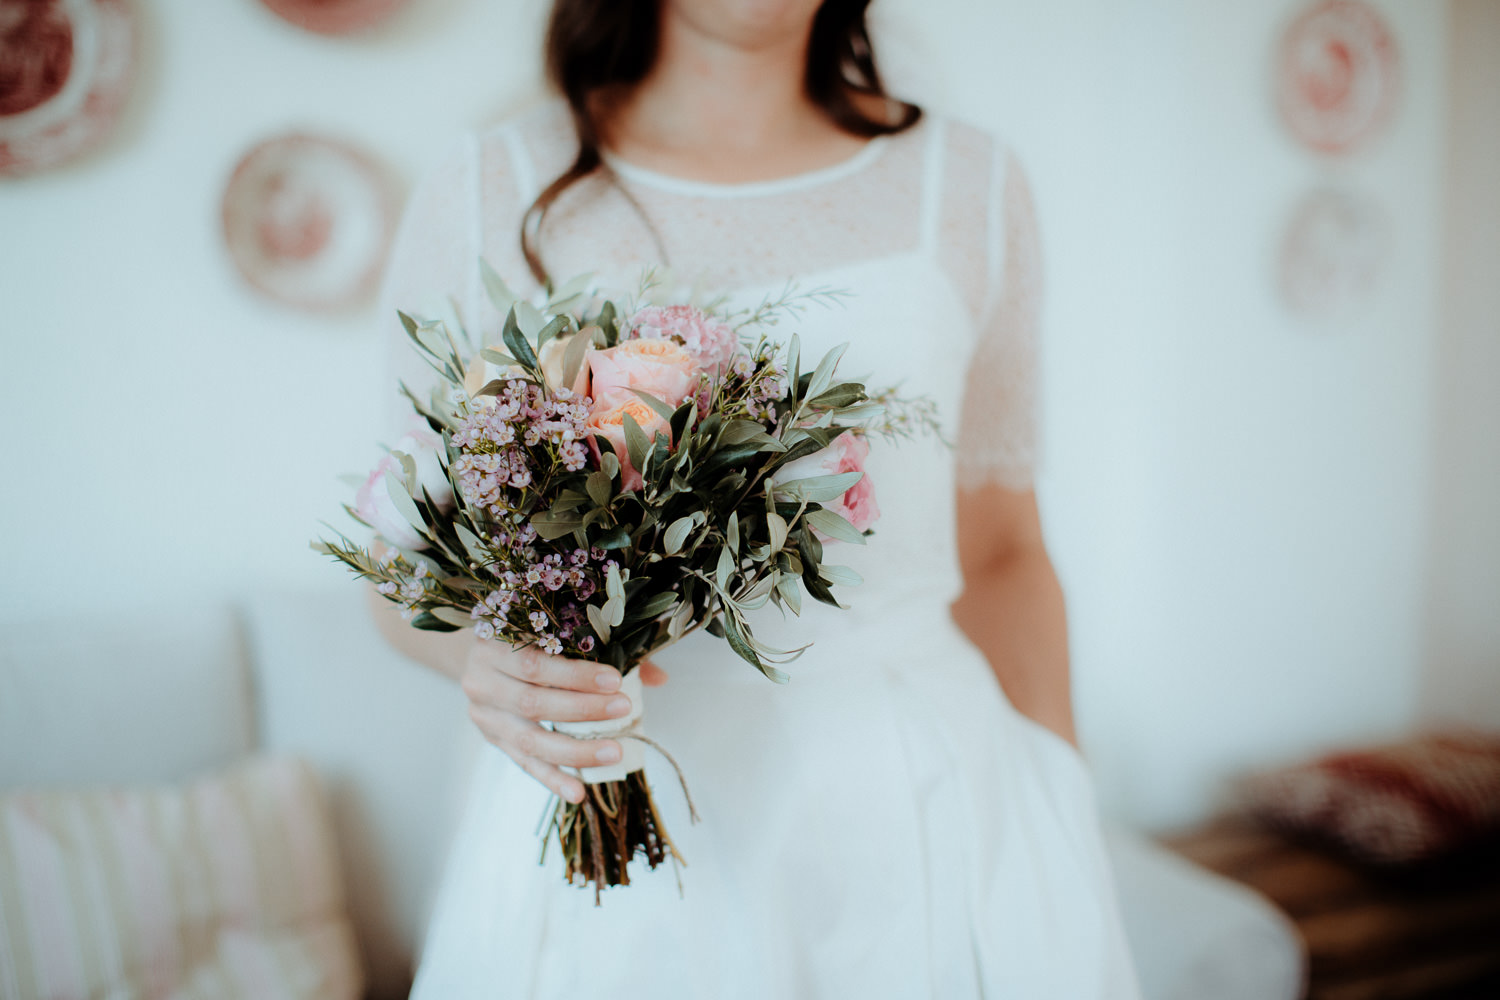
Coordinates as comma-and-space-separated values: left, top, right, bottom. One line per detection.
1420, 0, 1500, 729
0, 0, 1458, 831
881, 0, 1449, 828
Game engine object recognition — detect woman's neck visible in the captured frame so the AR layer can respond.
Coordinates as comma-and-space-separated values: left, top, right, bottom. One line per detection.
597, 6, 876, 183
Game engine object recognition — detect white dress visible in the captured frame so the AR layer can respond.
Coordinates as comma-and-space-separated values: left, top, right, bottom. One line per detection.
380, 99, 1143, 1000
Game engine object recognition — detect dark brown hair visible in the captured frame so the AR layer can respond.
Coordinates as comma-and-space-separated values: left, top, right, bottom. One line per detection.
522, 0, 922, 287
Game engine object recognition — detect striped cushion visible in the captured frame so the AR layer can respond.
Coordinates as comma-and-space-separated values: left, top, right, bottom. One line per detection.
0, 756, 363, 1000
1239, 732, 1500, 865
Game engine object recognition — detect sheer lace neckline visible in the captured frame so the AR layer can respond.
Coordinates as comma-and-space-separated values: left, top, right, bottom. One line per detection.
599, 134, 891, 199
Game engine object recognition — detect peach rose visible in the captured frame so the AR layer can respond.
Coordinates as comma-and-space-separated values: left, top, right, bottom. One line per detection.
586, 397, 669, 492
587, 338, 699, 413
774, 431, 879, 534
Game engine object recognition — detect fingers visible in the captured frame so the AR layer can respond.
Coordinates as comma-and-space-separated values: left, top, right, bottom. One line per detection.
516, 753, 586, 805
469, 707, 622, 804
488, 645, 625, 694
491, 671, 633, 722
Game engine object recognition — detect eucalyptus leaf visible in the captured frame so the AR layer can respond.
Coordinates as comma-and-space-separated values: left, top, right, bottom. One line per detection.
430, 606, 475, 627
777, 574, 803, 615
603, 595, 625, 628
664, 515, 695, 556
514, 300, 545, 339
727, 511, 740, 554
383, 470, 429, 538
766, 511, 788, 553
629, 388, 676, 422
536, 314, 570, 353
787, 334, 801, 403
586, 470, 612, 507
454, 524, 490, 564
808, 383, 866, 410
715, 546, 734, 590
720, 420, 770, 446
818, 564, 864, 587
723, 613, 788, 683
596, 525, 631, 550
776, 470, 863, 504
586, 603, 612, 645
562, 325, 595, 390
806, 508, 868, 545
625, 591, 676, 623
548, 272, 594, 308
502, 309, 539, 370
411, 611, 460, 633
623, 412, 650, 474
480, 259, 517, 314
479, 348, 518, 367
532, 510, 584, 540
600, 450, 620, 480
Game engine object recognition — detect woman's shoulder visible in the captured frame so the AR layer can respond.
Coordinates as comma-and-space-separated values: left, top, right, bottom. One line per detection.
473, 96, 576, 187
920, 108, 1016, 177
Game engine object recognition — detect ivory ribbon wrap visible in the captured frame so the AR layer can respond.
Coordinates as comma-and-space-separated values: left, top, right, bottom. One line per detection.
553, 669, 647, 784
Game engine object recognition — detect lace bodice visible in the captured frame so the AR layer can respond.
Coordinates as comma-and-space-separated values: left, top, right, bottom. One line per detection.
377, 98, 1043, 492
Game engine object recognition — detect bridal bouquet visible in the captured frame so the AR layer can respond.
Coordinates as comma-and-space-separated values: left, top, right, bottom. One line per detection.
317, 269, 934, 901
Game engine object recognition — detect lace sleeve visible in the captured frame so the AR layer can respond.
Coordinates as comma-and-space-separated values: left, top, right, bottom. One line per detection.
954, 143, 1043, 492
374, 133, 482, 440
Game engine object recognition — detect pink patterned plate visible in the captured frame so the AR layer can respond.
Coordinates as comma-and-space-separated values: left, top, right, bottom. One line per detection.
0, 0, 136, 178
1276, 0, 1399, 156
222, 133, 398, 312
1277, 186, 1386, 319
259, 0, 409, 36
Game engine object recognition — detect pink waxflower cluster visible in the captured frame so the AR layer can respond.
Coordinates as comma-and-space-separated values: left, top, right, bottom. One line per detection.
468, 539, 615, 653
451, 379, 590, 516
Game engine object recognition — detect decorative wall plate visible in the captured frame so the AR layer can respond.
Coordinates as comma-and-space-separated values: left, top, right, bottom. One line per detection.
221, 133, 398, 312
258, 0, 409, 36
1276, 0, 1399, 156
1278, 187, 1386, 319
0, 0, 136, 177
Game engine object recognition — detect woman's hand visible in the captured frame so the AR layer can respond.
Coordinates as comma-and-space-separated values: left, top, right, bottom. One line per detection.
459, 640, 669, 804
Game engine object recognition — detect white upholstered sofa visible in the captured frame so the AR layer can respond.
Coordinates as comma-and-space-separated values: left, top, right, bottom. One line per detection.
0, 587, 1304, 1000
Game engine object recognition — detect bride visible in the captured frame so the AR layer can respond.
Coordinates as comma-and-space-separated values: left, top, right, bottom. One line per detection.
370, 0, 1142, 996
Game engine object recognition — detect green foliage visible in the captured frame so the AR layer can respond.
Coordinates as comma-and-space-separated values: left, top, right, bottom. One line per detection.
318, 271, 941, 689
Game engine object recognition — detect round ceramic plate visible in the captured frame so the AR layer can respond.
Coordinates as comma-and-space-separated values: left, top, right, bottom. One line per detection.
258, 0, 409, 35
222, 133, 398, 312
0, 0, 136, 177
1278, 187, 1386, 319
1276, 0, 1399, 156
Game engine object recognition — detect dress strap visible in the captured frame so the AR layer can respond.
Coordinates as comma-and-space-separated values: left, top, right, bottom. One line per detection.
918, 115, 947, 257
986, 135, 1011, 312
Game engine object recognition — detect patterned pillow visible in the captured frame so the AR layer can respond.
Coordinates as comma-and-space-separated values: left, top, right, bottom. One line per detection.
1238, 732, 1500, 865
0, 755, 363, 1000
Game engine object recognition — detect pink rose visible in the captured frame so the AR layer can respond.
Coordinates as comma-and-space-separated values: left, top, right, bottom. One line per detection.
775, 431, 880, 534
586, 396, 669, 492
627, 304, 741, 376
587, 338, 699, 412
354, 429, 451, 549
